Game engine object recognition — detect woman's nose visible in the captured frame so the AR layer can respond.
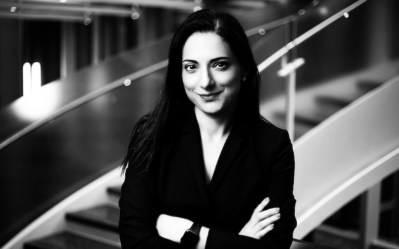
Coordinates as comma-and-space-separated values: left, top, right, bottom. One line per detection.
199, 69, 215, 89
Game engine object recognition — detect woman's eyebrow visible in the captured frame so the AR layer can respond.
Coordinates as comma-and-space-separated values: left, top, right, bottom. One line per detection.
210, 57, 230, 63
182, 57, 231, 63
182, 59, 197, 63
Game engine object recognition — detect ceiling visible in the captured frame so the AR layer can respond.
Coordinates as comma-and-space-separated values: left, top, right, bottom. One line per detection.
0, 0, 315, 21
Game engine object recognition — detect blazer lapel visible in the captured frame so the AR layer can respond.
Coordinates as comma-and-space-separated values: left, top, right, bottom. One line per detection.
181, 112, 211, 207
208, 133, 243, 195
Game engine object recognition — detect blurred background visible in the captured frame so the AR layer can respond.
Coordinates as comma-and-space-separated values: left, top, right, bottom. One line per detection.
0, 0, 398, 248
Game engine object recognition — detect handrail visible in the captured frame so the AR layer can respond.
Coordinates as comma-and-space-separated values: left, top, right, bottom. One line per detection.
297, 147, 399, 235
245, 0, 319, 37
0, 1, 359, 150
255, 0, 367, 140
2, 165, 125, 249
0, 12, 313, 151
293, 75, 399, 238
0, 61, 168, 150
245, 15, 296, 37
257, 0, 367, 73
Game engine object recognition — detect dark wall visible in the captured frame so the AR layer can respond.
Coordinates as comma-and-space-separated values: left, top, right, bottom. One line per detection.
0, 7, 182, 247
295, 0, 399, 86
23, 21, 61, 87
253, 0, 399, 104
0, 19, 22, 107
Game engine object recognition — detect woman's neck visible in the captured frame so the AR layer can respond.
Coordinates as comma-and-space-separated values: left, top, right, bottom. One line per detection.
194, 105, 235, 141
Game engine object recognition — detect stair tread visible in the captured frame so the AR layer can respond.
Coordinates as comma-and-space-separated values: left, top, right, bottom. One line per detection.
357, 80, 383, 91
24, 231, 119, 249
315, 95, 352, 108
274, 112, 321, 127
271, 114, 313, 141
66, 205, 119, 231
107, 186, 121, 196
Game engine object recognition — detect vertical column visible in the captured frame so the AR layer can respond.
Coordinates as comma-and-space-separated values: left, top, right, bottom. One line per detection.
117, 17, 127, 52
283, 21, 297, 141
366, 0, 389, 65
0, 19, 22, 107
137, 7, 159, 46
60, 22, 75, 79
91, 16, 100, 65
137, 7, 147, 46
360, 183, 381, 249
391, 171, 399, 240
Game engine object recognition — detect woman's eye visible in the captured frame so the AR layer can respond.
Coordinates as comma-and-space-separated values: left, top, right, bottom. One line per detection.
213, 62, 228, 69
184, 64, 197, 72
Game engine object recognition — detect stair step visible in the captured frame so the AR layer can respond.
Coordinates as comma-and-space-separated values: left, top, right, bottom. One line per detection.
24, 231, 119, 249
66, 205, 119, 232
292, 238, 335, 249
315, 95, 352, 108
312, 224, 359, 249
271, 113, 314, 141
107, 185, 121, 198
275, 112, 322, 128
107, 185, 121, 204
293, 122, 313, 140
66, 205, 120, 244
297, 114, 323, 126
357, 80, 382, 92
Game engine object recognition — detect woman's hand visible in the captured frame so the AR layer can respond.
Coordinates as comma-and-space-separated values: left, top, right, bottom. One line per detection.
156, 214, 193, 243
239, 197, 280, 239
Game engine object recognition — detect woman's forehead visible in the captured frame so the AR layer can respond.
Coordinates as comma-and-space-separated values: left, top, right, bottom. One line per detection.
182, 32, 234, 61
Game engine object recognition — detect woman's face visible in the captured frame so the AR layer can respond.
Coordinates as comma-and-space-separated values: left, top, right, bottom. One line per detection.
182, 32, 242, 116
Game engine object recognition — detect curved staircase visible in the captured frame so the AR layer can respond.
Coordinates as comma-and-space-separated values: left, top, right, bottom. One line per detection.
3, 1, 399, 248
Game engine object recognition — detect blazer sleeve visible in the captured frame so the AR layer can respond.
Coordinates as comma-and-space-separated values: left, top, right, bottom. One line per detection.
119, 169, 182, 249
205, 129, 296, 249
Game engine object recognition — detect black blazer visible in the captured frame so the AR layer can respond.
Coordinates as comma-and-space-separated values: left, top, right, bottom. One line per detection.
119, 111, 296, 249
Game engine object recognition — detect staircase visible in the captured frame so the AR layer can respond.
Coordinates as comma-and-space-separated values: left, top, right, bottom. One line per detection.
262, 60, 399, 141
274, 79, 382, 140
19, 59, 399, 249
24, 185, 122, 249
22, 185, 331, 249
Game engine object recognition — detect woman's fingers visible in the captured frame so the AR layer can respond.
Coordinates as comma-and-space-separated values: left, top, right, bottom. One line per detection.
258, 207, 280, 220
240, 198, 280, 240
256, 224, 274, 239
257, 213, 280, 230
253, 197, 270, 214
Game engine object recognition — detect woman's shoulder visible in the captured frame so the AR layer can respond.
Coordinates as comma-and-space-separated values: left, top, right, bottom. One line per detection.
251, 117, 292, 149
254, 117, 287, 137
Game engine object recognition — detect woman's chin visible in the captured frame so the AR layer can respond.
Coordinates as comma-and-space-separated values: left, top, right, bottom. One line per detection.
195, 104, 223, 116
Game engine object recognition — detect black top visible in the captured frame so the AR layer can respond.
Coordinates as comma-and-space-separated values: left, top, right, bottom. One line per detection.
119, 110, 297, 248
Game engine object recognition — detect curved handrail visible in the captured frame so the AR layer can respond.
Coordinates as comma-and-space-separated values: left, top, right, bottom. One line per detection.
293, 76, 399, 238
296, 147, 399, 238
2, 165, 124, 249
0, 0, 360, 150
0, 7, 319, 151
0, 60, 167, 150
257, 0, 367, 72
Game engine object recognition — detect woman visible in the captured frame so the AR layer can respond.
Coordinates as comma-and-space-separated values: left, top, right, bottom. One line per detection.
119, 8, 296, 249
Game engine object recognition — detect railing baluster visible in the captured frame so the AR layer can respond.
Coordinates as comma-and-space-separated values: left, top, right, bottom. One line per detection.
360, 183, 381, 249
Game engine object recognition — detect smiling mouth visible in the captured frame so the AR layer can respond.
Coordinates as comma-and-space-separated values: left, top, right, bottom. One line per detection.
196, 91, 223, 101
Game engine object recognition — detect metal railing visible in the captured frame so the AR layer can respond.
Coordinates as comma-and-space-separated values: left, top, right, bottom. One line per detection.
256, 0, 367, 139
0, 1, 320, 150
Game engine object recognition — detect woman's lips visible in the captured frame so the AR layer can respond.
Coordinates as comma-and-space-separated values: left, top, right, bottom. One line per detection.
195, 91, 223, 101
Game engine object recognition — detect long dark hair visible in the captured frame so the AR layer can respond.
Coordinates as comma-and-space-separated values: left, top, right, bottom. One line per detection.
121, 8, 262, 175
